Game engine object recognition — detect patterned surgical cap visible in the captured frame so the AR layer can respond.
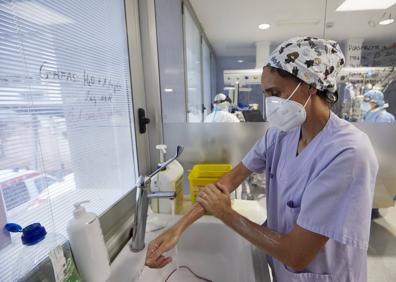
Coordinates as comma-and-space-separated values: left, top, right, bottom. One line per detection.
266, 37, 345, 93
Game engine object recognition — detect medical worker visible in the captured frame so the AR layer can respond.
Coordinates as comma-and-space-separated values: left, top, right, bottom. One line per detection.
145, 37, 378, 282
361, 90, 395, 123
204, 93, 240, 123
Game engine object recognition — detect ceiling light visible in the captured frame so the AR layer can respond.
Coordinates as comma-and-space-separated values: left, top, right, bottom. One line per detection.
336, 0, 396, 11
164, 88, 174, 93
379, 18, 394, 25
258, 23, 270, 30
378, 12, 395, 25
237, 60, 244, 63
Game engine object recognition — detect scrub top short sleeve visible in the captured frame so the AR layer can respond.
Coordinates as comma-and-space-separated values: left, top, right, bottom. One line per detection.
296, 145, 378, 250
242, 130, 271, 173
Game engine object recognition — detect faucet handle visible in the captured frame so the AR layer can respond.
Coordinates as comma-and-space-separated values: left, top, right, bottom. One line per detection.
175, 145, 184, 158
147, 145, 184, 180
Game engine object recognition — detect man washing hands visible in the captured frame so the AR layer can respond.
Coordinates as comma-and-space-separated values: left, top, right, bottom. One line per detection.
145, 165, 250, 269
144, 182, 234, 268
145, 163, 329, 278
145, 37, 378, 281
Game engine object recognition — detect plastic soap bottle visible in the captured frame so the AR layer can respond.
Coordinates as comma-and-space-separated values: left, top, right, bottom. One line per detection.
5, 222, 81, 282
66, 201, 110, 282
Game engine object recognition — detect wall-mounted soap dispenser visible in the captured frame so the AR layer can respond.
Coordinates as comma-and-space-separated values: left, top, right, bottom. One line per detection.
151, 144, 184, 214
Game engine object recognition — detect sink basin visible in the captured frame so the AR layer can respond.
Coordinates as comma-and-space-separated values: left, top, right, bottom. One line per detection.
109, 200, 270, 282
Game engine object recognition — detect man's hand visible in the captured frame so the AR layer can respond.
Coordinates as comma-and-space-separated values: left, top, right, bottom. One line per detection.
145, 226, 181, 268
196, 183, 231, 221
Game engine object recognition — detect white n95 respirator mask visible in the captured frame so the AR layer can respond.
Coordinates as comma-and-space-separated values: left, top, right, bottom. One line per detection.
360, 102, 370, 113
214, 101, 230, 111
265, 82, 311, 131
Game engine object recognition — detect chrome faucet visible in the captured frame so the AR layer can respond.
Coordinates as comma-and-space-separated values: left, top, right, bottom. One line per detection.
130, 145, 184, 252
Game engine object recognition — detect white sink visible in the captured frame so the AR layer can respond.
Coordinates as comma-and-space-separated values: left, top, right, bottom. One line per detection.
109, 200, 270, 282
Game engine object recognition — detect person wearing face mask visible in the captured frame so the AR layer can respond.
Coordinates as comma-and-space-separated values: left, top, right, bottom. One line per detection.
204, 93, 240, 123
145, 37, 378, 282
361, 90, 395, 123
360, 89, 394, 219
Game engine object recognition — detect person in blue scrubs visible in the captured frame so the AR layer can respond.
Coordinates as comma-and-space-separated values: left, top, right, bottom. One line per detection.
145, 37, 379, 282
361, 89, 394, 219
361, 90, 395, 123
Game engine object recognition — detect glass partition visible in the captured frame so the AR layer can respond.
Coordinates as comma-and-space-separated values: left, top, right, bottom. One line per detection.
324, 0, 396, 123
159, 0, 395, 125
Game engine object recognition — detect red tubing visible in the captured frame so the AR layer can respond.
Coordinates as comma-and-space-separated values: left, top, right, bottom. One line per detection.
164, 265, 213, 282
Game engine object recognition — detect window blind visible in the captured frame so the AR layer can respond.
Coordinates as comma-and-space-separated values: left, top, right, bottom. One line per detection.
0, 0, 137, 280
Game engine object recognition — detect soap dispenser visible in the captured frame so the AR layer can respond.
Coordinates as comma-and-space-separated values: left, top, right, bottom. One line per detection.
151, 144, 184, 214
66, 201, 110, 282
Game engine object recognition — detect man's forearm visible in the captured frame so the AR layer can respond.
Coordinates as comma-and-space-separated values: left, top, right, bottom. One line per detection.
174, 175, 232, 233
173, 162, 251, 235
174, 203, 205, 233
221, 208, 299, 269
218, 163, 251, 194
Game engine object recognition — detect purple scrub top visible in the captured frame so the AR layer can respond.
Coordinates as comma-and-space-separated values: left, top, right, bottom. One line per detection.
242, 112, 378, 282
